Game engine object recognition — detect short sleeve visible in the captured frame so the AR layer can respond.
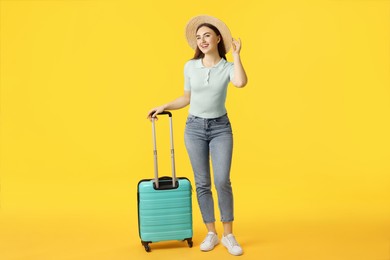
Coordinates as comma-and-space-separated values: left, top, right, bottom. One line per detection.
184, 61, 191, 91
229, 62, 235, 81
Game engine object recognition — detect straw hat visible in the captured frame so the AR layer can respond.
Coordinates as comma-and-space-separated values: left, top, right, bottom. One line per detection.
185, 15, 232, 52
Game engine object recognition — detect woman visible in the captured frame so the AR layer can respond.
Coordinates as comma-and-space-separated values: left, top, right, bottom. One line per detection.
147, 15, 247, 256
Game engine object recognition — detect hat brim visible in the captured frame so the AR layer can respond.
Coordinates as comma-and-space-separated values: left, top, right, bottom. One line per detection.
185, 15, 232, 52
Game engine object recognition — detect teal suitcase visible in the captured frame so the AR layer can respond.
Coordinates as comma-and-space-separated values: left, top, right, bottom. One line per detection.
138, 112, 193, 252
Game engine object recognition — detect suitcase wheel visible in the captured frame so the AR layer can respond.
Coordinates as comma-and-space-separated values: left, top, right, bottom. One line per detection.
141, 241, 151, 252
186, 238, 193, 248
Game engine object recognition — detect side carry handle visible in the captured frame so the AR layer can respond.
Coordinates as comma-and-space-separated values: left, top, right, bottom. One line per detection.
151, 111, 176, 189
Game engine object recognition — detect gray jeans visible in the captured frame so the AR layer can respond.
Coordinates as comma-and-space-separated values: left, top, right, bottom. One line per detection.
184, 114, 234, 223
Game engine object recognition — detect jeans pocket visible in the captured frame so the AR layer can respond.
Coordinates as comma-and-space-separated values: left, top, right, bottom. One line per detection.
214, 115, 230, 126
186, 116, 195, 125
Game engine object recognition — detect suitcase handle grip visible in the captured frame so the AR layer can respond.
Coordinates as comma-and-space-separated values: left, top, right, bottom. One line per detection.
149, 110, 172, 118
156, 111, 172, 117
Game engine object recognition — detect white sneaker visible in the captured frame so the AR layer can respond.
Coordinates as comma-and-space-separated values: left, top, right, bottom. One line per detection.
200, 232, 219, 251
222, 234, 243, 256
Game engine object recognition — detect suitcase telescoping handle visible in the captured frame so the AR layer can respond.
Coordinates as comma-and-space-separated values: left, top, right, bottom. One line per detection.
151, 111, 176, 189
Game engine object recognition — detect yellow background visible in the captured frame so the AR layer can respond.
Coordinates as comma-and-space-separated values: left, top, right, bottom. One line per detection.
1, 0, 389, 259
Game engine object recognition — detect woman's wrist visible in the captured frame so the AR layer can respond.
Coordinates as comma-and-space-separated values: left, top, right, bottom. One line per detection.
232, 52, 241, 59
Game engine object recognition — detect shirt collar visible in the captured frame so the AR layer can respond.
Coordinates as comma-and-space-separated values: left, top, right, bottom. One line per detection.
195, 58, 226, 69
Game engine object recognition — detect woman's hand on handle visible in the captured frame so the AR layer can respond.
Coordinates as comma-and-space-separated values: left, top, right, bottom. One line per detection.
147, 105, 166, 121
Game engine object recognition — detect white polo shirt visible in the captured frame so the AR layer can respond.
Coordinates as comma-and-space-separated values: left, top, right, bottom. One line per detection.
184, 58, 234, 119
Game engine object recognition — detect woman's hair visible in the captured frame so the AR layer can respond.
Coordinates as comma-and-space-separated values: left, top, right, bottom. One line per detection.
193, 23, 227, 60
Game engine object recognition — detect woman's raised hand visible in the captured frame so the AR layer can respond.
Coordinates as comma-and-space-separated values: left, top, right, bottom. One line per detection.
231, 38, 242, 55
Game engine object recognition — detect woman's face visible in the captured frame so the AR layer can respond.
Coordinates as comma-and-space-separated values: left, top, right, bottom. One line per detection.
196, 26, 220, 54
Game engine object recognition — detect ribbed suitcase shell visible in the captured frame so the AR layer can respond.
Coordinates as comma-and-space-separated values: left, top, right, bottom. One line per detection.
138, 177, 193, 243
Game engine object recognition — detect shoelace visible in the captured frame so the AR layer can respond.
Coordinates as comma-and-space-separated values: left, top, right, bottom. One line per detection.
226, 235, 239, 247
203, 233, 215, 244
